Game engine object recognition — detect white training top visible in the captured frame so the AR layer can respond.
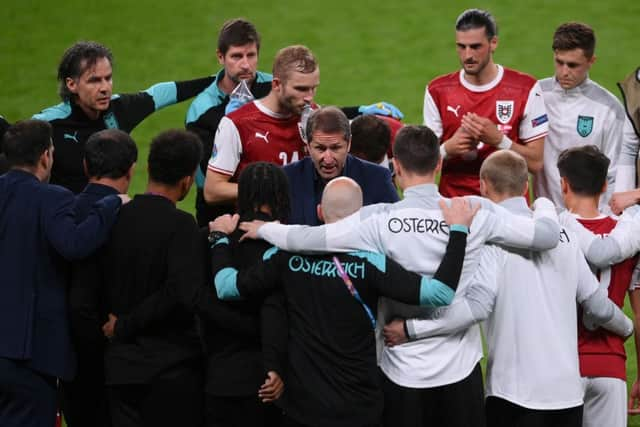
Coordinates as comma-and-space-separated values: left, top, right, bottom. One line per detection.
257, 183, 559, 387
407, 198, 602, 409
534, 77, 632, 211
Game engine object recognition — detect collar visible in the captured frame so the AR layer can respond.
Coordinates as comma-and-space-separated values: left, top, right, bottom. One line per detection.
6, 169, 39, 182
402, 183, 440, 199
81, 182, 120, 197
498, 196, 531, 216
459, 64, 504, 92
551, 76, 591, 96
311, 155, 351, 184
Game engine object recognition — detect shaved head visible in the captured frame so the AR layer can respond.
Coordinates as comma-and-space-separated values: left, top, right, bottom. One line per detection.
320, 177, 363, 223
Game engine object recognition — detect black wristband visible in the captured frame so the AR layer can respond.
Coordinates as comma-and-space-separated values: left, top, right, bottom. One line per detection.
403, 319, 411, 341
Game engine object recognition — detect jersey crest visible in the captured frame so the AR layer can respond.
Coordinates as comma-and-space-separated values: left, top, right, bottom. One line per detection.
577, 115, 594, 137
103, 112, 119, 129
496, 100, 514, 124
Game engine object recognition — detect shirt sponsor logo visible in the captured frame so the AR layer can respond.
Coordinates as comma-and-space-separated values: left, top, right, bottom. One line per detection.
531, 114, 548, 128
576, 116, 594, 137
388, 217, 449, 234
496, 100, 514, 124
288, 255, 365, 279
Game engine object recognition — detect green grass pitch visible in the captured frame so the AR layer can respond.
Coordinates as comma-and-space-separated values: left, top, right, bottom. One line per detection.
3, 0, 640, 424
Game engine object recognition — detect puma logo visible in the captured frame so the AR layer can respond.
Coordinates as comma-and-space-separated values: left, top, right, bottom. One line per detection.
63, 131, 79, 143
447, 105, 461, 118
255, 131, 270, 143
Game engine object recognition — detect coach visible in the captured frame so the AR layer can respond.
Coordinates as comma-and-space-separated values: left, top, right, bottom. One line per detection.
285, 107, 398, 225
0, 120, 124, 427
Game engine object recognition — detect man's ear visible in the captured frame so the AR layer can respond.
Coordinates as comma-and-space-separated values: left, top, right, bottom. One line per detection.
316, 204, 324, 222
560, 177, 569, 195
66, 77, 78, 95
126, 162, 136, 182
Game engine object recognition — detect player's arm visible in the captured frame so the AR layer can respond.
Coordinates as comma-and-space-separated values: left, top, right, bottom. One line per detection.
259, 290, 287, 402
210, 231, 282, 300
576, 247, 633, 338
560, 208, 640, 268
204, 116, 241, 204
240, 203, 386, 254
628, 265, 640, 415
473, 195, 560, 251
509, 136, 544, 173
376, 223, 468, 307
116, 76, 215, 130
204, 170, 238, 204
513, 80, 548, 173
422, 86, 476, 159
384, 245, 500, 346
341, 102, 404, 120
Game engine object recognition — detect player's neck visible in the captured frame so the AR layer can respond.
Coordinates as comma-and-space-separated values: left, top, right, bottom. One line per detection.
89, 176, 129, 194
145, 182, 181, 204
218, 74, 238, 95
464, 62, 498, 86
261, 92, 290, 116
565, 195, 601, 218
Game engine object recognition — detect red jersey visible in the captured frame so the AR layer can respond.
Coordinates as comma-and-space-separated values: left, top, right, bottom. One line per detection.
208, 100, 308, 180
423, 66, 548, 197
577, 216, 637, 380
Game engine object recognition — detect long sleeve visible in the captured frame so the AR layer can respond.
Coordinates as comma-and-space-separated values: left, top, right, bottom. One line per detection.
406, 245, 500, 340
560, 208, 640, 268
474, 196, 560, 250
43, 191, 121, 261
211, 237, 282, 300
261, 290, 288, 376
375, 228, 469, 307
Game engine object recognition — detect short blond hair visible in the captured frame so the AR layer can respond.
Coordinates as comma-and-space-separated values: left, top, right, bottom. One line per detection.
272, 45, 317, 82
479, 150, 528, 197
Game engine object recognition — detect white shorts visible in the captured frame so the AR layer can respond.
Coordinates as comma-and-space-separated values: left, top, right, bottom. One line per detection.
581, 376, 626, 427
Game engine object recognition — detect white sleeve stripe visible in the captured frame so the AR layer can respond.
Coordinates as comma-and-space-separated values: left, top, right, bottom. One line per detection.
207, 165, 235, 175
520, 132, 548, 144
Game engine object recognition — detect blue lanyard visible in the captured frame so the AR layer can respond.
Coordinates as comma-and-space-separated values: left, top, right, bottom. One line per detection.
332, 256, 376, 329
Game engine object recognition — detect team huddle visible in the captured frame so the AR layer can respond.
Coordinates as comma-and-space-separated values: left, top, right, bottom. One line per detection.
2, 7, 640, 427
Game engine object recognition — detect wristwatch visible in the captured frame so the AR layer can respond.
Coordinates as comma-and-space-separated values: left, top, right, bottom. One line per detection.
208, 230, 228, 244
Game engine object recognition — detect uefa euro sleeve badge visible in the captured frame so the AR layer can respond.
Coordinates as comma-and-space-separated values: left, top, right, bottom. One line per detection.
576, 115, 594, 137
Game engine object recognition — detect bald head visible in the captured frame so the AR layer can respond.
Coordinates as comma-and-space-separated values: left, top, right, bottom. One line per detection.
479, 150, 528, 200
319, 177, 363, 223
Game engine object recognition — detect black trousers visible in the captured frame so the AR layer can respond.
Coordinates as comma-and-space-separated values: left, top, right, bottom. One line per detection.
0, 358, 57, 427
204, 394, 282, 427
60, 345, 111, 427
281, 414, 380, 427
107, 363, 204, 427
381, 362, 486, 427
486, 396, 583, 427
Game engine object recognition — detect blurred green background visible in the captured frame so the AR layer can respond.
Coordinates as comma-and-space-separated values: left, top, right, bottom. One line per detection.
3, 0, 639, 424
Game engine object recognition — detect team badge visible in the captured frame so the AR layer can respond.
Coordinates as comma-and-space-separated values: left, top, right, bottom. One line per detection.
496, 101, 514, 124
103, 112, 119, 129
576, 116, 594, 137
